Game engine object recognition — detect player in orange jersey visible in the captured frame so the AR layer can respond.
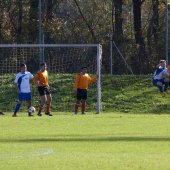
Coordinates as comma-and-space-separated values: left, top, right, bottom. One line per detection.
34, 62, 52, 116
74, 66, 97, 114
168, 65, 170, 86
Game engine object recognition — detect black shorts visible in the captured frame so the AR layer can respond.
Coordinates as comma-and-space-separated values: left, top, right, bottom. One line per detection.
38, 86, 51, 96
77, 89, 87, 100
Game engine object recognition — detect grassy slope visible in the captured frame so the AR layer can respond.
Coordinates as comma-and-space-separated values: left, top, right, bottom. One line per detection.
0, 74, 170, 113
102, 75, 170, 114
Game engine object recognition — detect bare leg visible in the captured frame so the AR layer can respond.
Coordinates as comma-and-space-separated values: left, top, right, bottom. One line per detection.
81, 99, 86, 114
74, 100, 81, 114
45, 94, 52, 116
38, 95, 47, 116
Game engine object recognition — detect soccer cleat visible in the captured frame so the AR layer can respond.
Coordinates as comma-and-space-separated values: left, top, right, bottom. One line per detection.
82, 112, 86, 115
45, 112, 53, 116
12, 113, 17, 117
37, 112, 42, 116
160, 92, 165, 97
28, 113, 34, 117
0, 111, 5, 115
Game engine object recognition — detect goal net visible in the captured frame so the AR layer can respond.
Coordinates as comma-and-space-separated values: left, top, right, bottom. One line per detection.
0, 44, 102, 114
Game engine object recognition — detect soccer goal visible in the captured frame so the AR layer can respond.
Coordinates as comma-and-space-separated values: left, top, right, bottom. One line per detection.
0, 44, 102, 114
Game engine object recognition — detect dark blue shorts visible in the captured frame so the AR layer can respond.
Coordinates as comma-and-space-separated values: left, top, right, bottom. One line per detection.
77, 89, 87, 100
38, 86, 51, 96
152, 79, 166, 86
18, 92, 31, 101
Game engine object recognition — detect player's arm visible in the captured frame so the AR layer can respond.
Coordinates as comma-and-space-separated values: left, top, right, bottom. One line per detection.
33, 74, 39, 85
14, 76, 19, 93
156, 63, 162, 68
33, 73, 44, 86
29, 73, 34, 80
14, 83, 20, 93
29, 73, 34, 84
162, 69, 169, 78
88, 75, 97, 83
46, 73, 50, 88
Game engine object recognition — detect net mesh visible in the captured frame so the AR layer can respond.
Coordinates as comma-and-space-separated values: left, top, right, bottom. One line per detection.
0, 45, 101, 113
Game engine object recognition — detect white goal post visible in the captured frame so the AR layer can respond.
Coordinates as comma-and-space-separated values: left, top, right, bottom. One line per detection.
0, 44, 102, 113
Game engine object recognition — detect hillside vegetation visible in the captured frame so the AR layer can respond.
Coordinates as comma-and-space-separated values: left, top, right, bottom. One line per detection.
1, 74, 170, 114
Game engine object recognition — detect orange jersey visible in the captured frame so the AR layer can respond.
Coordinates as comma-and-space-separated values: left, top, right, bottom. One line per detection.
74, 73, 97, 89
168, 65, 170, 80
35, 70, 49, 86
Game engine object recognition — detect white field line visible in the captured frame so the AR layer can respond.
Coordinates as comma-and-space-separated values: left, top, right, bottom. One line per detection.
0, 148, 54, 159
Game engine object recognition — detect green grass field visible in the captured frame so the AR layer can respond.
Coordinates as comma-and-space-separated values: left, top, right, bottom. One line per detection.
1, 112, 170, 170
1, 75, 170, 169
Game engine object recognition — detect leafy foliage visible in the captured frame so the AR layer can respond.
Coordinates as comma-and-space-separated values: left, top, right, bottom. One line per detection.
0, 0, 167, 73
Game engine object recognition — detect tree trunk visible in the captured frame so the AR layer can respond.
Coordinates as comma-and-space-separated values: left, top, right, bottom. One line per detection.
113, 0, 123, 41
0, 0, 3, 43
16, 0, 23, 43
152, 0, 159, 46
29, 0, 39, 43
147, 0, 159, 63
133, 0, 144, 46
133, 0, 148, 74
44, 0, 53, 43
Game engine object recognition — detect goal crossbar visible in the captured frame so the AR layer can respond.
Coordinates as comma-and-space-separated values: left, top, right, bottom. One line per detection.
0, 44, 100, 48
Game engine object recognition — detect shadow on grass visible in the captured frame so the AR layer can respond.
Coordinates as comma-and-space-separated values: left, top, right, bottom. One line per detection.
1, 135, 170, 143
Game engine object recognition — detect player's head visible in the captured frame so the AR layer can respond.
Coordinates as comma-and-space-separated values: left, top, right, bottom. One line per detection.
159, 60, 166, 68
81, 66, 87, 74
20, 63, 27, 73
40, 62, 47, 71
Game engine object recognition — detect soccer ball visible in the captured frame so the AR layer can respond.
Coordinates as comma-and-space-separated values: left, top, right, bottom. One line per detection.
28, 106, 36, 114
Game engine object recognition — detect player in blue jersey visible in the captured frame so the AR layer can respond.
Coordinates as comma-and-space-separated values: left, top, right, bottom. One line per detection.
12, 64, 34, 117
152, 60, 169, 96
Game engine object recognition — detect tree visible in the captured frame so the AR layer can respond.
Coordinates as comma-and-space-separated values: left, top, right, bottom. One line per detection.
147, 0, 160, 64
0, 0, 4, 43
44, 0, 53, 43
28, 0, 39, 43
133, 0, 145, 46
113, 0, 123, 41
133, 0, 148, 73
16, 0, 23, 43
73, 0, 97, 42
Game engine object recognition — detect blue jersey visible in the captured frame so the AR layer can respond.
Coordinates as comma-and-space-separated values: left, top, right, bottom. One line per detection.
14, 71, 34, 93
153, 66, 165, 80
